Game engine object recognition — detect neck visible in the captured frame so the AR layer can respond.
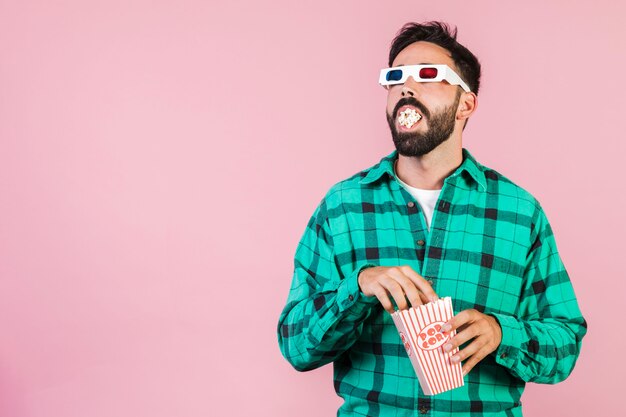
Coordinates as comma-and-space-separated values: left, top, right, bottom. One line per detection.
395, 141, 463, 190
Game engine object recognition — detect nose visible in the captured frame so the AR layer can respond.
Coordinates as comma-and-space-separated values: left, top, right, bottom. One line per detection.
401, 76, 420, 97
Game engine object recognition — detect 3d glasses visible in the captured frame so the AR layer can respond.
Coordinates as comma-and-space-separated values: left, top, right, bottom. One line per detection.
378, 65, 471, 93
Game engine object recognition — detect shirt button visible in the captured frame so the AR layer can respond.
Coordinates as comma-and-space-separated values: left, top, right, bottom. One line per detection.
417, 239, 425, 246
500, 352, 508, 359
419, 406, 429, 414
407, 201, 415, 208
348, 295, 354, 301
427, 280, 434, 285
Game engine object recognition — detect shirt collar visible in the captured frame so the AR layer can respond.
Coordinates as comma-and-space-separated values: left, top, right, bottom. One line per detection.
359, 148, 487, 192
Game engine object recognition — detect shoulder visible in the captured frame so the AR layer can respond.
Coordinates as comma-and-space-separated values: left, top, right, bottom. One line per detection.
476, 158, 543, 218
473, 161, 556, 250
321, 153, 394, 212
323, 173, 367, 210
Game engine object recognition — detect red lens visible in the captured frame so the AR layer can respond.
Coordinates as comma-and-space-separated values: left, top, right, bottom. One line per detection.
419, 67, 438, 79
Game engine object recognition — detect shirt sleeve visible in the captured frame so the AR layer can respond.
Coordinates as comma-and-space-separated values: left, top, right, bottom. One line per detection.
277, 198, 379, 372
490, 204, 587, 383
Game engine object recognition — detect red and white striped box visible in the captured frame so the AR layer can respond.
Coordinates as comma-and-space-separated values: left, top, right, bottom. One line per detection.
391, 297, 464, 395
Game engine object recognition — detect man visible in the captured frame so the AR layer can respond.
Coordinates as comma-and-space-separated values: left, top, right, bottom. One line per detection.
277, 21, 586, 416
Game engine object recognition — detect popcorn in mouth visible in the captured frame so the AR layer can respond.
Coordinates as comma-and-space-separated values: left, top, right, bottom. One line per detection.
398, 108, 422, 128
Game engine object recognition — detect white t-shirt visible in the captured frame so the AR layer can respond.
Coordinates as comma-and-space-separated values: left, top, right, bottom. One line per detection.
395, 174, 441, 230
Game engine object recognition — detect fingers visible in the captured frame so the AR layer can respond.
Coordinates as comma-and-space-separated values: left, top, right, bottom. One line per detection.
371, 284, 395, 313
386, 265, 438, 308
460, 346, 492, 376
448, 338, 481, 363
446, 324, 479, 350
443, 309, 476, 333
446, 333, 490, 376
440, 310, 504, 376
400, 266, 438, 302
357, 265, 440, 313
369, 274, 413, 313
418, 291, 431, 304
456, 323, 471, 333
386, 268, 423, 307
379, 275, 409, 311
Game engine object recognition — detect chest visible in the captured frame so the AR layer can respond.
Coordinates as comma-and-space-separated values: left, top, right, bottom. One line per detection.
339, 190, 531, 316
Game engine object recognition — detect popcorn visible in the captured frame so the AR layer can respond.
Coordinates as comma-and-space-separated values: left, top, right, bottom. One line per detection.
391, 297, 464, 395
398, 108, 422, 128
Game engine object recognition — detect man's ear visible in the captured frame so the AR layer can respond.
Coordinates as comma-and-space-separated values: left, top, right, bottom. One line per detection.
457, 92, 478, 120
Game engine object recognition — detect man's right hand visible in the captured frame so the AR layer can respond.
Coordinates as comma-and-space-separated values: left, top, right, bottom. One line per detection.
358, 266, 438, 313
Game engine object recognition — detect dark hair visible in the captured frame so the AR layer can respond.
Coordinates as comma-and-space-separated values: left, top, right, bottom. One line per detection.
388, 21, 481, 96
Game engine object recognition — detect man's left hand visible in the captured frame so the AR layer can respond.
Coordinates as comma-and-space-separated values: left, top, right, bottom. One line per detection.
441, 309, 502, 376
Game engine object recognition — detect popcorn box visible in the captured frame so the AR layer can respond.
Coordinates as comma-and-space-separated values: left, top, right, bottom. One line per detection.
391, 297, 464, 395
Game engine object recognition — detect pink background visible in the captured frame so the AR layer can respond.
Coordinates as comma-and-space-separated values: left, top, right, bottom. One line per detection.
0, 1, 623, 415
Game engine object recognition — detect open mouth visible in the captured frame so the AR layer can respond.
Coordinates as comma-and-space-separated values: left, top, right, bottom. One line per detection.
397, 106, 423, 129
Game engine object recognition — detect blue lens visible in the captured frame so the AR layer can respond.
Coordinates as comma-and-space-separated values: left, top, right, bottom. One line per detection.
386, 69, 403, 82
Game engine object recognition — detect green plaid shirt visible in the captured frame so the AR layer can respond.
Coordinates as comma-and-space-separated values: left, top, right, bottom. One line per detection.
277, 149, 586, 416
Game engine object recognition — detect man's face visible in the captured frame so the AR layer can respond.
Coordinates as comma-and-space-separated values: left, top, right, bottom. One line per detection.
385, 41, 465, 157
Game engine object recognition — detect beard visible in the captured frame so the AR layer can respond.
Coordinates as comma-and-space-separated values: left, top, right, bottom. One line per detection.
386, 92, 461, 157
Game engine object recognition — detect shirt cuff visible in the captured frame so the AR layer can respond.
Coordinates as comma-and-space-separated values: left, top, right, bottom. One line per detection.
489, 312, 523, 369
337, 263, 379, 314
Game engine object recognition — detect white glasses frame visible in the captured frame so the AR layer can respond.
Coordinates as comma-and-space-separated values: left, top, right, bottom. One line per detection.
378, 64, 471, 93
